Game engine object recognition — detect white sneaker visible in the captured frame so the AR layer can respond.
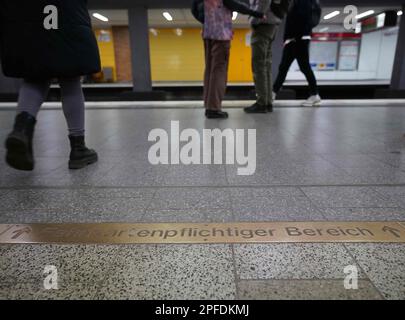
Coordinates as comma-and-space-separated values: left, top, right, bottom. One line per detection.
302, 95, 321, 107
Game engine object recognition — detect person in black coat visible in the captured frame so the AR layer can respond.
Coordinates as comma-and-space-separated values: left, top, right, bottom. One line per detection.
273, 0, 322, 107
0, 0, 100, 171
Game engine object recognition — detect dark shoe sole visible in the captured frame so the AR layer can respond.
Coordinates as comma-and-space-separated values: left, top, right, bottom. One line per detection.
244, 109, 268, 114
205, 113, 229, 119
69, 154, 98, 170
5, 135, 34, 171
205, 115, 229, 119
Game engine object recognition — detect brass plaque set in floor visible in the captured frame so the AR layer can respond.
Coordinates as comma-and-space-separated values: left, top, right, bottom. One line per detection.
0, 221, 404, 244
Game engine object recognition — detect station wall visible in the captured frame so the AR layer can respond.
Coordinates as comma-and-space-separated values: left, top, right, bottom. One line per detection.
94, 26, 398, 83
94, 28, 117, 82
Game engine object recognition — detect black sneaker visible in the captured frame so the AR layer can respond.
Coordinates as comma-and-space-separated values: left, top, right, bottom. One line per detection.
244, 103, 267, 114
205, 110, 229, 119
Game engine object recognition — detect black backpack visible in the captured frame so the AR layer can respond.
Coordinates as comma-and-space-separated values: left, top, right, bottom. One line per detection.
311, 0, 322, 28
191, 0, 204, 24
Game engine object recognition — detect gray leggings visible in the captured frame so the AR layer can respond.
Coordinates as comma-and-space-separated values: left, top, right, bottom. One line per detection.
17, 77, 85, 136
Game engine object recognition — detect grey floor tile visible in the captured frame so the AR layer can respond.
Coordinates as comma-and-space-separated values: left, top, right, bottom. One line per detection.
32, 143, 69, 158
352, 141, 405, 154
345, 244, 405, 300
142, 208, 234, 223
229, 188, 324, 221
373, 186, 405, 198
72, 187, 155, 200
277, 169, 355, 185
163, 165, 228, 187
301, 187, 400, 208
369, 153, 405, 169
227, 160, 356, 185
95, 148, 134, 159
0, 208, 147, 223
238, 279, 382, 300
322, 208, 405, 221
340, 167, 405, 184
229, 187, 305, 198
148, 187, 230, 210
74, 212, 147, 223
0, 174, 45, 188
66, 198, 148, 216
0, 189, 153, 214
320, 154, 393, 169
0, 157, 66, 176
34, 160, 117, 187
279, 159, 344, 173
307, 142, 364, 155
226, 169, 289, 186
98, 244, 236, 300
234, 244, 365, 280
232, 205, 324, 222
96, 165, 169, 187
0, 189, 79, 211
0, 189, 11, 199
0, 209, 77, 224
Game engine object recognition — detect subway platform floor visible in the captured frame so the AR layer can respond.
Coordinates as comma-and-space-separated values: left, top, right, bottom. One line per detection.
0, 101, 405, 300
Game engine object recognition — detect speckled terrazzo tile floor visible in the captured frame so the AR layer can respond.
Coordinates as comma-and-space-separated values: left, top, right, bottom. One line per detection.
0, 242, 404, 300
0, 244, 237, 300
1, 105, 405, 299
344, 244, 405, 300
237, 280, 383, 300
234, 243, 367, 280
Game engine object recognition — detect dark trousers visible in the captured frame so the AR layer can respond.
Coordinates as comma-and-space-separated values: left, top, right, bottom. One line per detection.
273, 40, 318, 96
203, 39, 231, 111
251, 24, 278, 106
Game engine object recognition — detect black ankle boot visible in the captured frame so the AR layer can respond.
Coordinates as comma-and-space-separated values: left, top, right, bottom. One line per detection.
68, 135, 98, 170
5, 112, 37, 171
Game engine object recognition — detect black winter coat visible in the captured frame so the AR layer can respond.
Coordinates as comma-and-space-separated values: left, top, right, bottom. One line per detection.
284, 0, 314, 40
0, 0, 101, 79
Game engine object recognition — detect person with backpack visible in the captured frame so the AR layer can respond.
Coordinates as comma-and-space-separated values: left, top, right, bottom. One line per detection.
273, 0, 322, 107
244, 0, 292, 114
192, 0, 265, 119
0, 0, 100, 171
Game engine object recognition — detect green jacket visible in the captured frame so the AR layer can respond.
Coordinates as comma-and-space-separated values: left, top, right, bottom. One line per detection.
250, 0, 291, 26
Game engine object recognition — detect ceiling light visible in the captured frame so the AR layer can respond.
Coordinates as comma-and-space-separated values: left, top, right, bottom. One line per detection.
92, 13, 109, 22
324, 11, 340, 20
398, 10, 403, 16
163, 12, 173, 21
232, 12, 238, 21
355, 10, 375, 20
